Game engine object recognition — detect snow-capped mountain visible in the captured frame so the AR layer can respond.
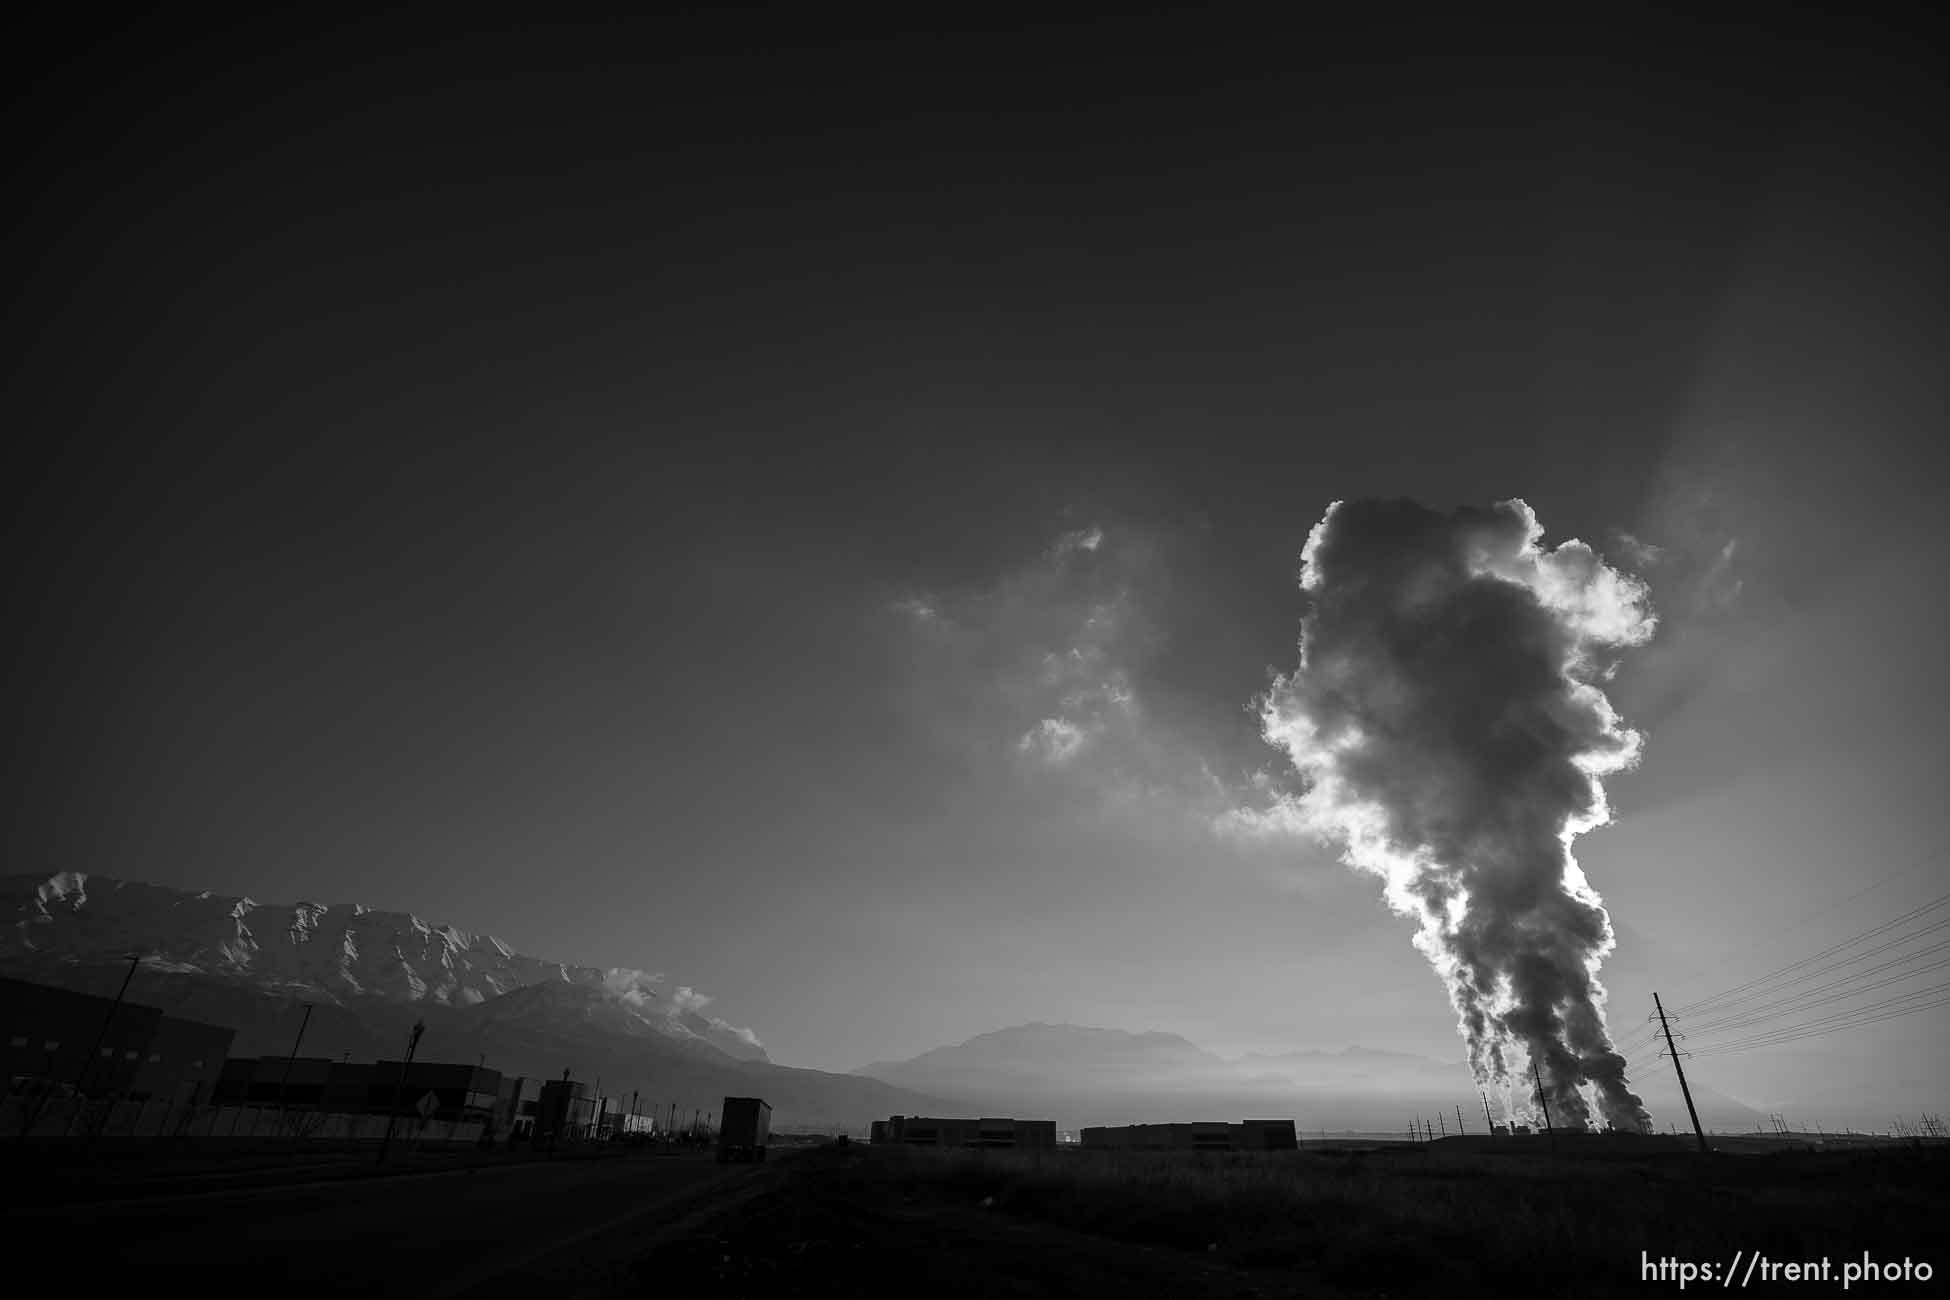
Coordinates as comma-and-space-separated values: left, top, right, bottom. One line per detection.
4, 871, 767, 1063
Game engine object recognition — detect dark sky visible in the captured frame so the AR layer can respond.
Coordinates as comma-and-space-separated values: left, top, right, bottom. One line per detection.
6, 9, 1944, 1088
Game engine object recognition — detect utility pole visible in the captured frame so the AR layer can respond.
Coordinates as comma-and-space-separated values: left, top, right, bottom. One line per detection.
1457, 1105, 1466, 1137
276, 1002, 314, 1138
1653, 993, 1708, 1155
377, 1019, 425, 1164
1531, 1059, 1555, 1153
65, 955, 141, 1137
1481, 1091, 1495, 1136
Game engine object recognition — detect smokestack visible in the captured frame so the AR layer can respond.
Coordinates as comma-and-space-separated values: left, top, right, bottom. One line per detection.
1252, 499, 1654, 1133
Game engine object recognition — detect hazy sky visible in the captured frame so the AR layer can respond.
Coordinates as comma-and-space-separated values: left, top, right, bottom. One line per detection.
8, 12, 1944, 1109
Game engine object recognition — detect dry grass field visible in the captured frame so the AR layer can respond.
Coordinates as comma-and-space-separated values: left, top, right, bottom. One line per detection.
607, 1138, 1949, 1297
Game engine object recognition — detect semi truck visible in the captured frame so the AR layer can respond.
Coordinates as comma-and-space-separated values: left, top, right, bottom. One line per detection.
717, 1096, 771, 1163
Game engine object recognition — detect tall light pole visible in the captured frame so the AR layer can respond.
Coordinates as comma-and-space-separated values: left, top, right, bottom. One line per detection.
377, 1019, 425, 1165
65, 954, 141, 1137
276, 1002, 314, 1138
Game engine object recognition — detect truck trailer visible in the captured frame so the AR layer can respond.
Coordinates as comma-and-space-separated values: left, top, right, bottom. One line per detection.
717, 1096, 771, 1163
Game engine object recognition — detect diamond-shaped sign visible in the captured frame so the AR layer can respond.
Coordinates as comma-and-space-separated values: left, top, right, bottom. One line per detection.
416, 1090, 439, 1119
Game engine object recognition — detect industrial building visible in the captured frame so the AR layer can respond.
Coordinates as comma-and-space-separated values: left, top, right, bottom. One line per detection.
603, 1109, 656, 1138
534, 1076, 595, 1141
213, 1056, 338, 1108
871, 1114, 1057, 1148
1080, 1120, 1298, 1151
493, 1074, 544, 1139
371, 1059, 502, 1123
214, 1056, 502, 1125
2, 975, 232, 1104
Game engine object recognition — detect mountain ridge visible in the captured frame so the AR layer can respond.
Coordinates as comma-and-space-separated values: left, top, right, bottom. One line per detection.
7, 870, 768, 1063
852, 1020, 1770, 1132
1, 871, 971, 1126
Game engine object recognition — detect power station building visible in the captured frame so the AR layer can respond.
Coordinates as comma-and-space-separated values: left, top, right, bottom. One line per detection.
1080, 1120, 1299, 1151
870, 1114, 1057, 1148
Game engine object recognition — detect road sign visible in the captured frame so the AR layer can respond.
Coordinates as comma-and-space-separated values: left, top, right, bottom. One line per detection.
416, 1090, 438, 1119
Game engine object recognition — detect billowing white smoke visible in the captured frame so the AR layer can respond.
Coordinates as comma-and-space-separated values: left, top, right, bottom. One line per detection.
1253, 499, 1654, 1132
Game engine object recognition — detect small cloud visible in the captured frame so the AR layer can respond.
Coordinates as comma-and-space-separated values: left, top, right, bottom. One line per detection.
1018, 717, 1088, 763
889, 596, 941, 623
1211, 796, 1311, 841
1696, 538, 1743, 614
670, 985, 712, 1014
1609, 530, 1665, 568
1053, 526, 1104, 557
718, 1022, 764, 1048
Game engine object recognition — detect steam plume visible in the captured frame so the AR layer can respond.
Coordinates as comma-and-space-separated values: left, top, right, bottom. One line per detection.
1255, 499, 1654, 1132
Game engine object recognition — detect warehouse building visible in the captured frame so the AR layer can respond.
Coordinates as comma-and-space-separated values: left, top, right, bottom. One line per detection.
368, 1059, 502, 1123
871, 1114, 1057, 1148
493, 1074, 544, 1139
213, 1056, 337, 1108
1080, 1119, 1298, 1151
2, 975, 232, 1104
212, 1057, 376, 1112
534, 1076, 595, 1141
214, 1056, 502, 1124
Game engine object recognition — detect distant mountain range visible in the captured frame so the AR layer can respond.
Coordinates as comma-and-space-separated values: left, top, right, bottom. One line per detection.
6, 872, 1776, 1134
854, 1021, 1771, 1133
2, 872, 949, 1127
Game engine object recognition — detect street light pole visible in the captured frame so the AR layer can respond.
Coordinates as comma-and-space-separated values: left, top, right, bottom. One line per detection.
276, 1002, 314, 1139
65, 955, 141, 1137
377, 1019, 425, 1165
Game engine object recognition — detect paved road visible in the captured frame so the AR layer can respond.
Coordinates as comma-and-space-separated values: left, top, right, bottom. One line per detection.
15, 1148, 761, 1297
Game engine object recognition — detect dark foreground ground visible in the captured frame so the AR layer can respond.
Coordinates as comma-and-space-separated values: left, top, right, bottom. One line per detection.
9, 1138, 1944, 1297
8, 1145, 750, 1299
533, 1140, 1950, 1299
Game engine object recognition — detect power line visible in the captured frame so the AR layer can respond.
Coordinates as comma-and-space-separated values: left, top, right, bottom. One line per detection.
1671, 890, 1950, 1017
1673, 919, 1950, 1026
1677, 943, 1950, 1039
1686, 984, 1950, 1057
1753, 852, 1944, 946
1680, 955, 1950, 1042
1688, 982, 1950, 1053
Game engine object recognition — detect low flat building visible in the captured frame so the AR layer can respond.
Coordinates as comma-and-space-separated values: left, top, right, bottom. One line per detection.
1235, 1119, 1300, 1150
213, 1056, 338, 1108
369, 1060, 502, 1124
872, 1114, 1056, 1149
323, 1062, 376, 1113
1081, 1120, 1298, 1152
